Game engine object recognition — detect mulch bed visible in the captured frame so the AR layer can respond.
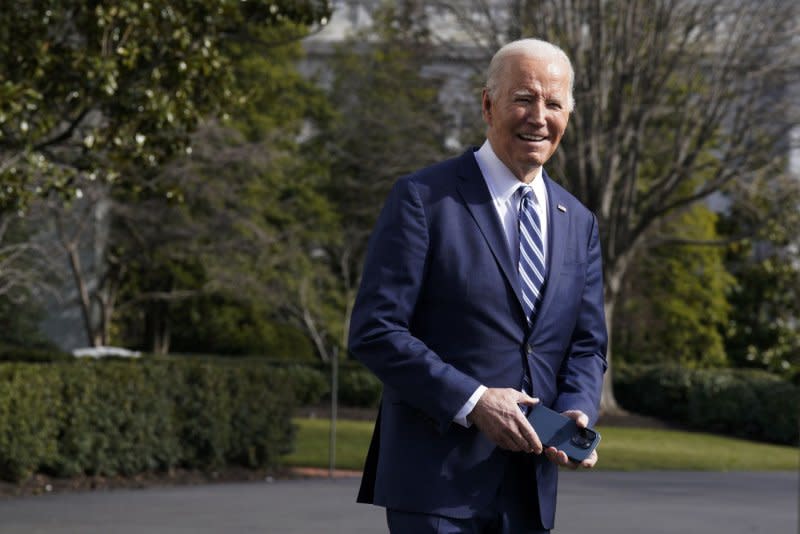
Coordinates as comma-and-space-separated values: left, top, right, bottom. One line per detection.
0, 466, 290, 499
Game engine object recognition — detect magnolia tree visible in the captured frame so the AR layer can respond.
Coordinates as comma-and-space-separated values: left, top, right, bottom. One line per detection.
0, 0, 331, 347
0, 0, 330, 210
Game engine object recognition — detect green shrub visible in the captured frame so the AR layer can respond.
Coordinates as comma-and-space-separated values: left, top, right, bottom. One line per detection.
272, 365, 329, 406
616, 364, 799, 445
615, 364, 692, 421
749, 379, 800, 444
687, 371, 761, 436
49, 361, 182, 477
0, 365, 61, 481
172, 362, 233, 469
263, 360, 383, 408
338, 366, 382, 408
0, 358, 295, 483
226, 365, 295, 468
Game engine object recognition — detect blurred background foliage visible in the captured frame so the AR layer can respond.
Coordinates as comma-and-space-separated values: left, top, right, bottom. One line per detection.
0, 0, 798, 393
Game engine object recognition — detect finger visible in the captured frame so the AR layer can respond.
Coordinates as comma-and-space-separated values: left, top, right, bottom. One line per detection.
518, 418, 542, 454
499, 425, 524, 452
498, 436, 516, 451
508, 429, 532, 452
516, 433, 534, 452
516, 392, 540, 406
490, 426, 515, 451
561, 410, 589, 428
581, 450, 598, 469
545, 447, 567, 467
557, 450, 578, 470
493, 419, 528, 452
545, 447, 576, 469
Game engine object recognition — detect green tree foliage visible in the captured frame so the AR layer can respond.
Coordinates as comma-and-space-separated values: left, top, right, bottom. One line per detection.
321, 3, 454, 245
108, 22, 337, 358
0, 212, 59, 349
0, 296, 52, 350
725, 255, 800, 379
0, 0, 331, 211
720, 177, 800, 380
312, 2, 457, 354
0, 0, 331, 350
166, 296, 315, 358
615, 206, 735, 368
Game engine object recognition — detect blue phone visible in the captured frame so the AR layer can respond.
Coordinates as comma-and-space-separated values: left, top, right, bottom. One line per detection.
526, 404, 601, 463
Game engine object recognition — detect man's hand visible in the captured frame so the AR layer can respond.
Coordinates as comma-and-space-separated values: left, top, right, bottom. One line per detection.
467, 388, 541, 453
543, 409, 598, 469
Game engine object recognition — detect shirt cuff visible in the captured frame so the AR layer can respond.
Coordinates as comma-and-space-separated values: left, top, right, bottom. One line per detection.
453, 385, 488, 427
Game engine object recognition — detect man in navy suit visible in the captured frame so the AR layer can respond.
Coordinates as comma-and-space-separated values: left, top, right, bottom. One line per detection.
348, 38, 607, 533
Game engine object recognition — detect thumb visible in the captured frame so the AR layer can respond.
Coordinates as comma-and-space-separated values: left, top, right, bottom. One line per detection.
562, 410, 589, 428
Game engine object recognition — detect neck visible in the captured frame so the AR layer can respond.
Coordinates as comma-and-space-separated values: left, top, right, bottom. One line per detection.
515, 167, 541, 184
484, 139, 542, 184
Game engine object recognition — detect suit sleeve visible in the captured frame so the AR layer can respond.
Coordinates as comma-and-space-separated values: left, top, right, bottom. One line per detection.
348, 177, 481, 433
551, 213, 608, 425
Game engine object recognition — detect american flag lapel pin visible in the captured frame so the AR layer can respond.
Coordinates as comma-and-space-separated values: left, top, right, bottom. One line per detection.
557, 204, 567, 213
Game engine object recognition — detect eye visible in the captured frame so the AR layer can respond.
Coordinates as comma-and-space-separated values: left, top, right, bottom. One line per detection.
546, 100, 563, 110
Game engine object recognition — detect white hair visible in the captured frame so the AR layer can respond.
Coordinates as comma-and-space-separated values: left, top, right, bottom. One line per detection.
485, 38, 575, 112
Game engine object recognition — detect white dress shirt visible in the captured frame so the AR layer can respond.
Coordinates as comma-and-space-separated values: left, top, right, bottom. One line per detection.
452, 140, 549, 427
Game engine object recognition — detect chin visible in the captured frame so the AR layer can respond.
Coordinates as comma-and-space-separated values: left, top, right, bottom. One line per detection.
522, 155, 546, 167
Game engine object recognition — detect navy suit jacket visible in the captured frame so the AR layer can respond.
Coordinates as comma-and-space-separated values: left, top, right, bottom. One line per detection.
348, 148, 607, 528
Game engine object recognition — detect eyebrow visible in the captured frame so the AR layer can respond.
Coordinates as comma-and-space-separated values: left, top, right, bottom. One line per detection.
514, 88, 566, 103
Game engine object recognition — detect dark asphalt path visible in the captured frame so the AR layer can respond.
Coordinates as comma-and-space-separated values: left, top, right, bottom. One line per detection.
0, 471, 795, 533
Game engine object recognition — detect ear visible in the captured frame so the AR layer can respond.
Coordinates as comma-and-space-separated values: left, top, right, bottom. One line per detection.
481, 88, 492, 125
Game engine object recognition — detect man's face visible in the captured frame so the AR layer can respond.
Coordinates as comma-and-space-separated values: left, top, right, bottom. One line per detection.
482, 53, 571, 182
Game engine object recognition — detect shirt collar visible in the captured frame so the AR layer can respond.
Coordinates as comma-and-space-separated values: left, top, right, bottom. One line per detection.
474, 140, 545, 205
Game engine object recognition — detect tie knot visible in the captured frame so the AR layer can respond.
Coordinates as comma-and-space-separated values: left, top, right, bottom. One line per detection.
519, 186, 534, 205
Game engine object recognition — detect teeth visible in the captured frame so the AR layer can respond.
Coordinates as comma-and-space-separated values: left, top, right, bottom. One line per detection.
519, 134, 545, 141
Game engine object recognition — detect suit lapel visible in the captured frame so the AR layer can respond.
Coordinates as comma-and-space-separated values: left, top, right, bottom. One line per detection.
533, 172, 569, 333
456, 152, 525, 313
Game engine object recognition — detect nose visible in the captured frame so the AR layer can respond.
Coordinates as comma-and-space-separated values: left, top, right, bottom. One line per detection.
528, 100, 546, 127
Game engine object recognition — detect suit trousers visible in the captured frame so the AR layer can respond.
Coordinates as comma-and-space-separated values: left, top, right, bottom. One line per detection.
386, 453, 550, 534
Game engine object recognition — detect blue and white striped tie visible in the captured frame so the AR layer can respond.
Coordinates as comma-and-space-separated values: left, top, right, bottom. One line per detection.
518, 187, 546, 323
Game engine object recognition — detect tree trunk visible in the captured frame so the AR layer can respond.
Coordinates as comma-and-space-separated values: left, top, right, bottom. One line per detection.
155, 316, 170, 355
599, 292, 624, 415
599, 254, 634, 415
66, 244, 102, 347
148, 301, 171, 355
303, 306, 331, 362
339, 246, 357, 353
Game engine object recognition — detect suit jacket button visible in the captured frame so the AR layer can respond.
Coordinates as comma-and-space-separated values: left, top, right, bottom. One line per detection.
526, 344, 534, 355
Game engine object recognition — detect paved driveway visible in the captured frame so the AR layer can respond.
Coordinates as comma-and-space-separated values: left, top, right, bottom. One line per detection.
0, 471, 795, 533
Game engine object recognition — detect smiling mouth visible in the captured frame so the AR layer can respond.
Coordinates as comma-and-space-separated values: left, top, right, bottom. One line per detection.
518, 133, 547, 142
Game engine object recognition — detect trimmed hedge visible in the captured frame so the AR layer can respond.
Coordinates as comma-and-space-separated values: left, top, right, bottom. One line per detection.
0, 348, 382, 409
0, 365, 61, 481
615, 364, 799, 445
271, 364, 330, 406
0, 359, 294, 482
259, 359, 382, 409
337, 366, 382, 408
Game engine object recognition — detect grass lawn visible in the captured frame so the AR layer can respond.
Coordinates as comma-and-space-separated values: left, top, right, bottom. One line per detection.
283, 417, 799, 472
